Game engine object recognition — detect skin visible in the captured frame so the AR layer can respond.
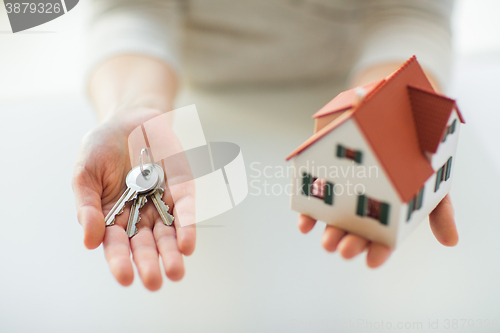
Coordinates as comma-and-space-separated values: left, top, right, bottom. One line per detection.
72, 55, 195, 290
298, 63, 459, 268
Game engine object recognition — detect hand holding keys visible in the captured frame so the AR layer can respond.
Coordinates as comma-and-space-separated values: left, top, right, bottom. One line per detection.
105, 149, 175, 237
73, 112, 197, 289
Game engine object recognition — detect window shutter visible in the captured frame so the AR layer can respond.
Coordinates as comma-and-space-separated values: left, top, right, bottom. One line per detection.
356, 195, 367, 216
450, 119, 456, 134
354, 151, 363, 164
324, 182, 334, 205
379, 203, 390, 225
445, 157, 452, 180
301, 173, 312, 196
416, 187, 424, 209
336, 145, 345, 158
435, 168, 443, 192
406, 199, 414, 221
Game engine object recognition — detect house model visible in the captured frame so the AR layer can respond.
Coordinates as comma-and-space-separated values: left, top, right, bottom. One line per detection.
286, 56, 464, 249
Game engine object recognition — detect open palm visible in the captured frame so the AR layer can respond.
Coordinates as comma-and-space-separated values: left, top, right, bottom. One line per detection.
298, 195, 458, 268
72, 109, 196, 290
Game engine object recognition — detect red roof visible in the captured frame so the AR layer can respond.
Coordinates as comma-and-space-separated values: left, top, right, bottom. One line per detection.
286, 56, 465, 202
312, 80, 384, 118
407, 86, 464, 153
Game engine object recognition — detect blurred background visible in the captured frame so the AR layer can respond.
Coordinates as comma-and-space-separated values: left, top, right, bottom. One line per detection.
0, 1, 499, 332
1, 0, 499, 101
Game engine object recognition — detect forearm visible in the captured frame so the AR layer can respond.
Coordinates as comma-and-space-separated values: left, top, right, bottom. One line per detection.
89, 54, 179, 121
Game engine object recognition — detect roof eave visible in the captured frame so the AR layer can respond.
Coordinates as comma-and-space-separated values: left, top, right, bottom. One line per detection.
312, 105, 353, 119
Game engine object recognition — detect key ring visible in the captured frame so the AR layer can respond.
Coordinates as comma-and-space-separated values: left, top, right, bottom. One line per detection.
139, 148, 152, 179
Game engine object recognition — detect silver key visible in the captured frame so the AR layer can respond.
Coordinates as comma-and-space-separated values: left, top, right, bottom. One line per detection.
125, 164, 174, 238
151, 187, 175, 226
126, 194, 147, 237
149, 164, 175, 226
105, 164, 159, 226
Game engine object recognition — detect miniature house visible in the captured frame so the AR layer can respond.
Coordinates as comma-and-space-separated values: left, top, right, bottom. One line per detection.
286, 56, 464, 248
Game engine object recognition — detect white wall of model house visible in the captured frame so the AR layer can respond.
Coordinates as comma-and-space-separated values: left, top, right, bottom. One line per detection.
290, 110, 461, 248
430, 110, 462, 171
290, 118, 402, 248
396, 110, 462, 245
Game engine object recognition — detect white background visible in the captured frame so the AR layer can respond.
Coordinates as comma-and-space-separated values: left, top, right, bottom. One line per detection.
0, 1, 499, 332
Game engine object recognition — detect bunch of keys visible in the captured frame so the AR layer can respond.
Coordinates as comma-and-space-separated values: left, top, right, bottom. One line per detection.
104, 149, 175, 237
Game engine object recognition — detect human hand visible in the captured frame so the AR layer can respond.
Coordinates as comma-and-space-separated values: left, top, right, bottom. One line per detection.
72, 108, 196, 290
297, 195, 458, 268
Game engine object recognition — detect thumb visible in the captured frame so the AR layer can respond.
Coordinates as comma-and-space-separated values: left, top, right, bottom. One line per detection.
429, 194, 458, 247
72, 165, 106, 249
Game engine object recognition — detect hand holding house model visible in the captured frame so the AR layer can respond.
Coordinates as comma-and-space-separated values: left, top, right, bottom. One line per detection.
286, 56, 464, 252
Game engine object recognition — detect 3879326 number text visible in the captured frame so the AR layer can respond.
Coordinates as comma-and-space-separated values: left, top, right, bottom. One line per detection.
5, 2, 62, 14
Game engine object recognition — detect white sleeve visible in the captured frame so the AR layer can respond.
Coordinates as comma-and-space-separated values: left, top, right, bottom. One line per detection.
86, 0, 182, 77
352, 0, 455, 90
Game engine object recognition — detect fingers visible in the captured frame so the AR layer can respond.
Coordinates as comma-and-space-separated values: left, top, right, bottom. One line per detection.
321, 226, 346, 252
366, 243, 392, 268
175, 222, 196, 256
301, 218, 389, 267
79, 206, 106, 250
429, 194, 458, 246
337, 234, 369, 259
72, 165, 106, 249
170, 182, 197, 256
153, 221, 185, 281
103, 226, 134, 286
130, 227, 163, 291
139, 114, 197, 256
298, 214, 316, 234
320, 224, 391, 267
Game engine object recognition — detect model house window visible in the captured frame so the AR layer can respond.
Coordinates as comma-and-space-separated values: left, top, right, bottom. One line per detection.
442, 119, 457, 143
336, 144, 363, 163
407, 186, 425, 221
356, 194, 390, 225
302, 173, 334, 205
434, 157, 453, 192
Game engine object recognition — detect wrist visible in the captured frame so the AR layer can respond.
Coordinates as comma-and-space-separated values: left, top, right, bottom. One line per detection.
350, 62, 441, 93
89, 54, 178, 121
101, 106, 169, 135
101, 94, 173, 119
